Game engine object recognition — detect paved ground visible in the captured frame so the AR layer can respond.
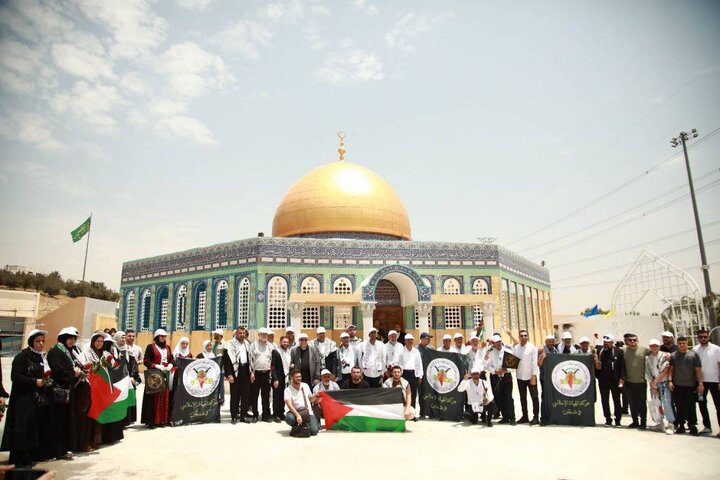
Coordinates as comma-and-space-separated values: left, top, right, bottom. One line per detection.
1, 364, 718, 479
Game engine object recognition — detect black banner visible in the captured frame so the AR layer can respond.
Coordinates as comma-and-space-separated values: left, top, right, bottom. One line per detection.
170, 357, 222, 427
421, 348, 467, 421
542, 354, 596, 426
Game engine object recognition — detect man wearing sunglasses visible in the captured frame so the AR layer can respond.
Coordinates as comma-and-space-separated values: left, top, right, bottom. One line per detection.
621, 334, 650, 429
692, 329, 720, 436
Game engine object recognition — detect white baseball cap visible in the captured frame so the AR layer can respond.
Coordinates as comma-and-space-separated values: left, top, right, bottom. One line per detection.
298, 333, 308, 340
388, 330, 398, 336
661, 331, 674, 338
491, 334, 502, 342
285, 326, 295, 333
153, 328, 168, 338
579, 336, 590, 343
469, 335, 479, 341
212, 328, 224, 336
316, 327, 326, 334
340, 332, 349, 338
404, 333, 414, 341
321, 369, 332, 376
561, 331, 573, 340
258, 327, 269, 335
603, 334, 615, 342
649, 338, 661, 346
545, 335, 555, 340
442, 334, 452, 340
368, 327, 378, 334
58, 326, 79, 338
453, 333, 463, 339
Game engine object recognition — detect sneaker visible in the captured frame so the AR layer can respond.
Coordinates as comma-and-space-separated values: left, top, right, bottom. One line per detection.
699, 427, 712, 435
665, 427, 674, 435
615, 419, 621, 427
650, 424, 664, 432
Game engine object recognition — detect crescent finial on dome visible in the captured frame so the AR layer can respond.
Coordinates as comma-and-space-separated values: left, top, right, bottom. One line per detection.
337, 130, 346, 161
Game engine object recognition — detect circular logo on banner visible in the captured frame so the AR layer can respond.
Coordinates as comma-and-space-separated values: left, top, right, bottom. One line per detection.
427, 358, 460, 394
551, 360, 591, 397
182, 359, 221, 398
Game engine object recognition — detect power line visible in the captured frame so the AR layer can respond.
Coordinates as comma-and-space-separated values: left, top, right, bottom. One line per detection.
532, 178, 720, 259
552, 239, 720, 283
552, 261, 720, 290
506, 126, 720, 247
520, 167, 720, 253
551, 219, 720, 268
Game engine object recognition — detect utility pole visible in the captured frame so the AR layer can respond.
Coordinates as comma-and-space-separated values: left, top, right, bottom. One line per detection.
671, 129, 717, 341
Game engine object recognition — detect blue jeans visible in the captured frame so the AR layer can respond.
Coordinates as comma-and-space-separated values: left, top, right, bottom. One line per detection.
656, 382, 675, 423
284, 411, 319, 435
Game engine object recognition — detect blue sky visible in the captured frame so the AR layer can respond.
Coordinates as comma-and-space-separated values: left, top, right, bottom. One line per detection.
1, 0, 718, 315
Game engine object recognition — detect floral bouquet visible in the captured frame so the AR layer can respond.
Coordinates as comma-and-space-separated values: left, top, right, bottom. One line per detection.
41, 370, 54, 387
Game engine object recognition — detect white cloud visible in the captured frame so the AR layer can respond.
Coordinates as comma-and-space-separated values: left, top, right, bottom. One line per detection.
51, 43, 116, 81
316, 49, 384, 84
175, 0, 214, 10
385, 12, 454, 52
119, 72, 149, 96
73, 0, 168, 60
213, 20, 273, 59
146, 98, 188, 117
153, 115, 215, 145
0, 112, 65, 151
156, 42, 233, 98
0, 39, 50, 94
51, 81, 125, 133
262, 1, 304, 23
352, 0, 378, 16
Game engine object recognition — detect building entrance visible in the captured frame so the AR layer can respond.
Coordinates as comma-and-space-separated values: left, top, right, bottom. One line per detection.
373, 279, 403, 340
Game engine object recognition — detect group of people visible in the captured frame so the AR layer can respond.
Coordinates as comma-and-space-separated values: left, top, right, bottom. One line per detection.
0, 327, 144, 467
1, 323, 718, 465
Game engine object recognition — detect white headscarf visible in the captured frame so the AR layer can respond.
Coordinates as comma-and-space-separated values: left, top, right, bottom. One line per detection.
201, 339, 216, 359
173, 336, 191, 358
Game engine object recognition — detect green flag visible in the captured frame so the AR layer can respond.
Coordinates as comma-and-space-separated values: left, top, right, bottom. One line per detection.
71, 216, 92, 243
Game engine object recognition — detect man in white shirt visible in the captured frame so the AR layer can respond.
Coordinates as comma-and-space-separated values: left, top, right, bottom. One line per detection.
249, 327, 274, 422
558, 331, 579, 354
313, 369, 340, 394
125, 329, 143, 363
223, 327, 253, 423
361, 328, 384, 388
337, 332, 360, 383
284, 369, 319, 436
347, 324, 361, 347
385, 330, 403, 372
458, 365, 495, 426
508, 329, 539, 425
466, 335, 485, 373
485, 333, 516, 425
382, 365, 415, 420
398, 333, 423, 420
693, 328, 720, 436
451, 333, 468, 354
438, 334, 453, 352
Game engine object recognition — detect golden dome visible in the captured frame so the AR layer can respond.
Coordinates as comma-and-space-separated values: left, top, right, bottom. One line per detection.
272, 160, 411, 240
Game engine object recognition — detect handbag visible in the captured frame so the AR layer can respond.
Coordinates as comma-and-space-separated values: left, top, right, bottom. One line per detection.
53, 386, 71, 404
289, 386, 312, 438
33, 388, 51, 408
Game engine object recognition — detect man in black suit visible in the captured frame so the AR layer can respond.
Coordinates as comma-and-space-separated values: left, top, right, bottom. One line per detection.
595, 334, 625, 427
271, 335, 292, 423
222, 327, 253, 424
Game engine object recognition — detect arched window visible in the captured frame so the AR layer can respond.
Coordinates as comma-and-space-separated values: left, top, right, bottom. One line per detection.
140, 289, 151, 331
333, 277, 353, 330
175, 285, 187, 331
155, 287, 169, 329
215, 280, 228, 329
443, 278, 461, 329
237, 277, 250, 328
194, 283, 208, 330
267, 276, 288, 329
415, 277, 433, 329
301, 277, 320, 329
124, 291, 136, 330
472, 278, 489, 328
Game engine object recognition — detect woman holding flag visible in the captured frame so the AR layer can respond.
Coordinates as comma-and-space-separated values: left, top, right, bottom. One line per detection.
114, 331, 141, 425
141, 329, 174, 428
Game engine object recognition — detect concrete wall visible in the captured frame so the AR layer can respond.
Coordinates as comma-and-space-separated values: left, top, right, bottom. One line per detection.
37, 297, 118, 343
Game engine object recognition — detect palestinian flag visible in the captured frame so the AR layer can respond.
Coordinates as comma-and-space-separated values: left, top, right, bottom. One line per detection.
318, 389, 406, 432
88, 366, 136, 424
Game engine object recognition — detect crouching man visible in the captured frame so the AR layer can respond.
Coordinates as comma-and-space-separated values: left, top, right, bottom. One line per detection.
458, 366, 496, 427
284, 369, 319, 436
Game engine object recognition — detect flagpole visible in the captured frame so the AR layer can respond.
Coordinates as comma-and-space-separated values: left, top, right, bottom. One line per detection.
82, 212, 92, 282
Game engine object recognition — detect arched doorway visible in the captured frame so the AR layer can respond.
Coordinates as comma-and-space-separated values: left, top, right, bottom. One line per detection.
373, 279, 403, 340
